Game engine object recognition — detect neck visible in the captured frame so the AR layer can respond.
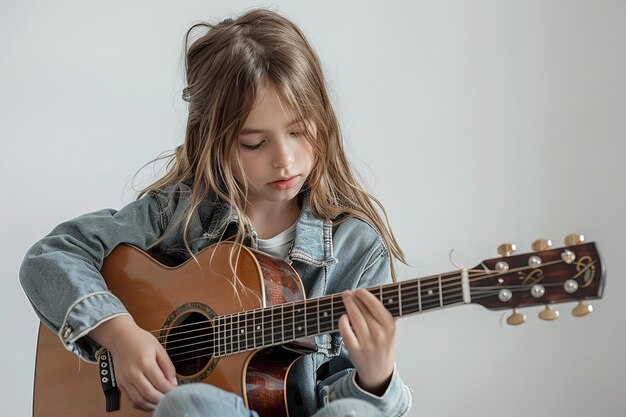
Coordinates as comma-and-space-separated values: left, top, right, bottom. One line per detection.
246, 198, 301, 239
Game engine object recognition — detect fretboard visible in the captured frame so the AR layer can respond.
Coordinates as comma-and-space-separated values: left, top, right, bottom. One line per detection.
213, 271, 464, 356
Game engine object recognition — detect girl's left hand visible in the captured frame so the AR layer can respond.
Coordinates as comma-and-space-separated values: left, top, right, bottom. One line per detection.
339, 288, 396, 396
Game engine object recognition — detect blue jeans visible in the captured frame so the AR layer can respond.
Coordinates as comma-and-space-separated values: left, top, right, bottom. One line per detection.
154, 383, 384, 417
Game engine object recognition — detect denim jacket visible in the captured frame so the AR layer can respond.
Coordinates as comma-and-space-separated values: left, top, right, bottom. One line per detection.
20, 183, 412, 417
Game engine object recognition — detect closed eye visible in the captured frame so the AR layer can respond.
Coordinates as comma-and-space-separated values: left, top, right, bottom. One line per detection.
241, 141, 264, 150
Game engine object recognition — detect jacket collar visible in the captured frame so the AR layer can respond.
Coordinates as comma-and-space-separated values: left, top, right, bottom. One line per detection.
213, 195, 337, 267
290, 197, 338, 267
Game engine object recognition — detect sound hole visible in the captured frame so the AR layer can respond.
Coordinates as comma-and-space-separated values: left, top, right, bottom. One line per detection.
165, 311, 214, 377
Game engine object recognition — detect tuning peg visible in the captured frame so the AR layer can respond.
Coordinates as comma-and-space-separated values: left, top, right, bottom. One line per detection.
564, 234, 585, 246
538, 305, 559, 321
532, 239, 552, 251
572, 301, 593, 317
506, 309, 526, 325
497, 243, 517, 257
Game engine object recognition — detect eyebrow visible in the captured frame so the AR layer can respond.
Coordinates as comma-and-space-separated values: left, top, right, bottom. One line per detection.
239, 118, 303, 135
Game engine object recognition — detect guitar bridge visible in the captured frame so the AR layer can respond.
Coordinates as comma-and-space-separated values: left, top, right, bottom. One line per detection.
97, 349, 120, 412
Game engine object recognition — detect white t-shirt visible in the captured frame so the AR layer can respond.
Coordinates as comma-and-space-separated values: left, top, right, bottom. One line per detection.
256, 221, 297, 259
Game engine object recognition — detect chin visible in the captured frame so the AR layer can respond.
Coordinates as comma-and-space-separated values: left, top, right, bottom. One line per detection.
269, 189, 302, 202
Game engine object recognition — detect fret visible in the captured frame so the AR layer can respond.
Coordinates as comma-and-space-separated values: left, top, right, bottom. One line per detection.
277, 304, 285, 344
224, 314, 231, 356
222, 315, 228, 356
253, 309, 262, 349
292, 303, 296, 340
221, 315, 227, 356
245, 310, 254, 351
438, 275, 443, 307
229, 314, 235, 355
231, 313, 237, 354
282, 303, 294, 343
262, 306, 273, 347
418, 279, 422, 311
398, 282, 403, 316
293, 302, 306, 339
241, 313, 248, 351
241, 313, 246, 351
236, 312, 241, 353
304, 299, 318, 337
333, 294, 346, 327
379, 286, 388, 311
215, 316, 222, 357
319, 298, 332, 334
461, 268, 471, 303
382, 285, 400, 316
316, 298, 320, 335
404, 280, 420, 315
302, 301, 307, 337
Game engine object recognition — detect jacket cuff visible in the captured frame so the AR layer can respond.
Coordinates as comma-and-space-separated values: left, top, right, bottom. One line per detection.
59, 291, 129, 363
326, 365, 412, 417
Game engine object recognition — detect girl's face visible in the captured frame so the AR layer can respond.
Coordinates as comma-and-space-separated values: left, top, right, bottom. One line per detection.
231, 84, 316, 210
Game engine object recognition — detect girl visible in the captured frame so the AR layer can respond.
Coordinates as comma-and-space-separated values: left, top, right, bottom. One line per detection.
20, 8, 412, 417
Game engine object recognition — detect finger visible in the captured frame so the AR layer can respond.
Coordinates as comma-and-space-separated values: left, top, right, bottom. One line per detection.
338, 313, 359, 351
341, 290, 370, 339
156, 346, 178, 388
144, 363, 175, 396
354, 288, 395, 327
125, 381, 157, 411
131, 372, 164, 408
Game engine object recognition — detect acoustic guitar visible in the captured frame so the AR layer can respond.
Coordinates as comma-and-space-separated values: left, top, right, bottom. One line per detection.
32, 236, 605, 417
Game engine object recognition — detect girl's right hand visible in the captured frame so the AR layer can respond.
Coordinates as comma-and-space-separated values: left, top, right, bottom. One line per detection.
89, 315, 178, 411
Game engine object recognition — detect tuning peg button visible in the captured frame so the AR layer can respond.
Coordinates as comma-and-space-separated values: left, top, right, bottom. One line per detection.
532, 239, 552, 251
564, 234, 585, 246
506, 309, 526, 325
538, 305, 559, 321
497, 243, 517, 257
572, 301, 593, 317
561, 250, 576, 264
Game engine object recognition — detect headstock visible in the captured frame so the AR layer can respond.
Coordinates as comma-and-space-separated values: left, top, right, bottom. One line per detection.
469, 235, 605, 325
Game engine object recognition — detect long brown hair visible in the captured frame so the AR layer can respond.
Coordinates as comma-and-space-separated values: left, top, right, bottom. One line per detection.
139, 8, 406, 278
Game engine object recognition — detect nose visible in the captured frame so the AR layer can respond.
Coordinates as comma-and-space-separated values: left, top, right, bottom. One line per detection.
271, 138, 295, 169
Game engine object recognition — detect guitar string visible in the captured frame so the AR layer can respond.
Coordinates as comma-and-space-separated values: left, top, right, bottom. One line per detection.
96, 255, 580, 362
147, 257, 567, 340
158, 282, 469, 351
164, 288, 536, 364
151, 260, 573, 360
153, 278, 468, 344
166, 293, 476, 361
149, 259, 562, 338
157, 275, 571, 357
163, 282, 568, 361
165, 281, 569, 359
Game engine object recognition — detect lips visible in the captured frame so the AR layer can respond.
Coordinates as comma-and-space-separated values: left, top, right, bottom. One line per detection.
268, 175, 299, 190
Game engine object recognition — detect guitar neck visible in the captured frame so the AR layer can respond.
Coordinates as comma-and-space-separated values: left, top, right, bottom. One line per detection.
206, 241, 604, 357
214, 272, 463, 356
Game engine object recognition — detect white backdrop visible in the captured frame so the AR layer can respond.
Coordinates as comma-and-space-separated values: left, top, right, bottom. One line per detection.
2, 1, 625, 416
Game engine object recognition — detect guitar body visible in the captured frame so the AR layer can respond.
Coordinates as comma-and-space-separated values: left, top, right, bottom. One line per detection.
33, 242, 307, 417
